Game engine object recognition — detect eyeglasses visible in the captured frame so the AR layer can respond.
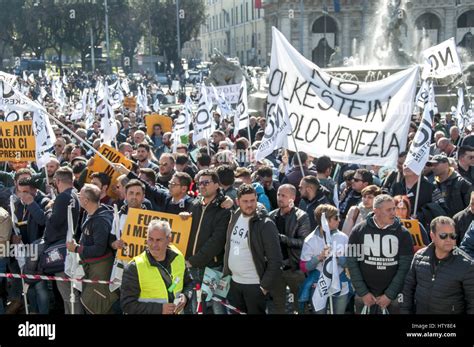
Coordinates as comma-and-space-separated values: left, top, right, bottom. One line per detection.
168, 182, 181, 187
198, 180, 212, 187
438, 232, 457, 240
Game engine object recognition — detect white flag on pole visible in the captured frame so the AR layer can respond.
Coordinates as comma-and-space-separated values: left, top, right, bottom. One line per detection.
234, 79, 249, 137
311, 213, 341, 312
421, 38, 463, 79
100, 84, 118, 145
153, 98, 161, 113
455, 87, 466, 131
255, 93, 291, 161
193, 84, 213, 143
65, 203, 84, 292
405, 82, 436, 176
110, 205, 125, 292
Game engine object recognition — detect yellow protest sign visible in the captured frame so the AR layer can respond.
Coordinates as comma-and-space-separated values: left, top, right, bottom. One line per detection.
145, 113, 173, 135
0, 121, 36, 161
123, 96, 137, 111
401, 219, 426, 249
86, 144, 133, 200
118, 208, 192, 262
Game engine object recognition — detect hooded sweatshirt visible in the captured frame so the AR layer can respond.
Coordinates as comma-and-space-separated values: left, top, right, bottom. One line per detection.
77, 204, 114, 263
347, 213, 414, 299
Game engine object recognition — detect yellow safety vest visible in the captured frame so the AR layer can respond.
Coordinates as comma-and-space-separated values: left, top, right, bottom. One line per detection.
134, 246, 185, 304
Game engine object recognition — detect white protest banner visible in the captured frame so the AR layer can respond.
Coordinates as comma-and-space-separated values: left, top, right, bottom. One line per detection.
421, 37, 462, 79
255, 93, 291, 161
0, 80, 36, 121
100, 83, 118, 145
174, 96, 191, 137
193, 84, 213, 143
211, 84, 233, 120
235, 79, 249, 132
0, 71, 18, 87
405, 82, 435, 176
268, 27, 418, 166
205, 83, 240, 104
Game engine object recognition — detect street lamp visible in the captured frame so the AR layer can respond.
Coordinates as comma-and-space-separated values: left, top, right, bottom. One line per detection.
176, 0, 181, 69
104, 0, 111, 73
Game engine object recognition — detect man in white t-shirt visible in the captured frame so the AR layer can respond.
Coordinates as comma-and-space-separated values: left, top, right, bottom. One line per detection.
223, 184, 282, 314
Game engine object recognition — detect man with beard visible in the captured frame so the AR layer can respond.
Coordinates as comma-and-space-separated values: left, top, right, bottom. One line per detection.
136, 143, 159, 172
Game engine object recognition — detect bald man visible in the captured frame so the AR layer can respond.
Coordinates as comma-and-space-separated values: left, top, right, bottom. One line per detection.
269, 184, 311, 314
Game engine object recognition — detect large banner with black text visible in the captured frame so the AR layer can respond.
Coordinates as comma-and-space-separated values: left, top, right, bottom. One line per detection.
267, 27, 419, 166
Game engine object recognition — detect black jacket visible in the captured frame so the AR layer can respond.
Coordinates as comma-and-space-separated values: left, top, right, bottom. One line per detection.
391, 177, 434, 216
433, 170, 472, 217
299, 185, 332, 231
401, 244, 474, 314
453, 207, 474, 245
14, 191, 50, 244
269, 207, 311, 269
186, 191, 231, 269
121, 248, 193, 314
77, 205, 114, 263
44, 187, 80, 245
223, 207, 283, 290
347, 214, 414, 299
127, 171, 194, 214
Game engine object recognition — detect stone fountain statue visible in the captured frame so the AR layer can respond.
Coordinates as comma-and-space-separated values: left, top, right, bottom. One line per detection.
373, 0, 415, 66
205, 49, 254, 92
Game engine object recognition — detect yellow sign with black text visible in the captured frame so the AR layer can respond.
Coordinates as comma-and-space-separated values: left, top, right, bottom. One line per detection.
86, 144, 133, 200
118, 208, 192, 262
401, 219, 426, 248
0, 121, 36, 161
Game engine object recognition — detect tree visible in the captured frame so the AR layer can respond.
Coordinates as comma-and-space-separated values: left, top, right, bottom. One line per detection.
0, 0, 27, 63
109, 0, 147, 72
150, 0, 206, 68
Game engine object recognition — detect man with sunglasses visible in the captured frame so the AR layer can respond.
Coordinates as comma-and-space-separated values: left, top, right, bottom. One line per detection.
182, 169, 231, 314
339, 168, 373, 226
401, 216, 474, 314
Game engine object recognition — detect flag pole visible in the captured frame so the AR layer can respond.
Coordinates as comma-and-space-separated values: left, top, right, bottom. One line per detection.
290, 132, 306, 178
45, 110, 116, 167
412, 174, 422, 218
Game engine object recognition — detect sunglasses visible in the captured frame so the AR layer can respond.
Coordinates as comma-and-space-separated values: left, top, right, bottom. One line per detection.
438, 232, 457, 240
352, 178, 363, 182
198, 180, 212, 187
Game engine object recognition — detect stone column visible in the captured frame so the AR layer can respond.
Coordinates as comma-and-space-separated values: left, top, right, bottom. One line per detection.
444, 7, 456, 41
341, 10, 351, 58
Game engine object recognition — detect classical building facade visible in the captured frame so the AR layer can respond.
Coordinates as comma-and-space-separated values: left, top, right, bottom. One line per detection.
263, 0, 474, 67
198, 0, 267, 65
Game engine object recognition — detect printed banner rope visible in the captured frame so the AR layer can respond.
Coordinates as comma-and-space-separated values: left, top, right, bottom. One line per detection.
0, 272, 114, 285
0, 272, 244, 314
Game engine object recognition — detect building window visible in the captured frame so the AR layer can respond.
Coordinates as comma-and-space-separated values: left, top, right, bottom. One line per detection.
231, 8, 234, 25
241, 4, 243, 23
